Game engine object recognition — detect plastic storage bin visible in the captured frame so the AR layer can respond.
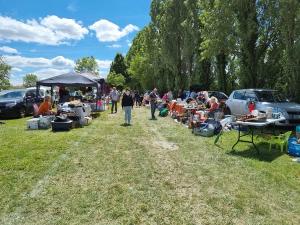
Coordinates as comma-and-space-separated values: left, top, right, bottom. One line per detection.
51, 120, 73, 132
296, 125, 300, 139
27, 118, 39, 130
288, 137, 300, 157
39, 116, 54, 129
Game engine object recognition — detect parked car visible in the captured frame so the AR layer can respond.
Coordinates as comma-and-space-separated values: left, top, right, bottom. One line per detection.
26, 86, 58, 103
226, 89, 300, 126
0, 89, 37, 118
208, 91, 228, 103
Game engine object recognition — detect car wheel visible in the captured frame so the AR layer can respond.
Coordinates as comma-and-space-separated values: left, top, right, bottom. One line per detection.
19, 107, 26, 118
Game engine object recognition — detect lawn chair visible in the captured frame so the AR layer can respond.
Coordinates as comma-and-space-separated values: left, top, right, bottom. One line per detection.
269, 131, 292, 152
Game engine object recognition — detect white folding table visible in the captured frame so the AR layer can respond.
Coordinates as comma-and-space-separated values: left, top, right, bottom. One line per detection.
231, 118, 286, 153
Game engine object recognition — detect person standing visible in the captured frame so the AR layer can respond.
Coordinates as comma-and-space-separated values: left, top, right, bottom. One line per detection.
149, 88, 159, 120
167, 90, 173, 102
109, 87, 120, 114
121, 89, 134, 126
134, 90, 140, 107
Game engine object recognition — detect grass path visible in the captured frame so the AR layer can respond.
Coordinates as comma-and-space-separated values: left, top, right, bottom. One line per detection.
0, 108, 299, 225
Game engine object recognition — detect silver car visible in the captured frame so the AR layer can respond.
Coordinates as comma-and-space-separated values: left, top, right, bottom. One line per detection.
226, 89, 300, 126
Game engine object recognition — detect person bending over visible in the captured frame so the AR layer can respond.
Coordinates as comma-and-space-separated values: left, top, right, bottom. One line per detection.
38, 96, 54, 116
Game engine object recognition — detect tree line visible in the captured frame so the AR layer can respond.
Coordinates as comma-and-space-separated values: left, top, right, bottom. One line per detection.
122, 0, 300, 102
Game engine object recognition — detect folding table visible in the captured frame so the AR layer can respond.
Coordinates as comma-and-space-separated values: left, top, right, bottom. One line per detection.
231, 117, 286, 153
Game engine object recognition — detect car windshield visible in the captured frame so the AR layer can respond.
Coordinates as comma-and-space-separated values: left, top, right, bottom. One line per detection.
0, 90, 25, 99
255, 91, 288, 103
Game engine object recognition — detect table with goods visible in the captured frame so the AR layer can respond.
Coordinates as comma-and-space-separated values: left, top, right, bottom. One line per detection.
231, 110, 286, 153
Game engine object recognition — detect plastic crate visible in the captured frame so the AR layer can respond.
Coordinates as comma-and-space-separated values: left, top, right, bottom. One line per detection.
288, 137, 300, 157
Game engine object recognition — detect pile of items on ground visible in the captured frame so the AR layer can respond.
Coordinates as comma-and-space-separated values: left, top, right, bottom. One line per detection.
27, 100, 93, 131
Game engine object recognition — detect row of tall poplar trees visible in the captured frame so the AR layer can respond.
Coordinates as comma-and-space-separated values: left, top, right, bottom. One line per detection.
125, 0, 300, 101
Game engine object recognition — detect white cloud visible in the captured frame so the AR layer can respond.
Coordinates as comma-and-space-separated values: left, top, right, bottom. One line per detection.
99, 70, 109, 78
96, 60, 112, 70
11, 67, 22, 72
0, 15, 88, 45
6, 55, 112, 83
51, 56, 75, 68
0, 46, 19, 54
4, 55, 75, 68
89, 19, 139, 42
33, 68, 71, 80
107, 44, 122, 48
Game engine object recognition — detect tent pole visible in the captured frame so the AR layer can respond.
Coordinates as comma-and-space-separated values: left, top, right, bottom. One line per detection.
36, 84, 40, 103
50, 86, 54, 107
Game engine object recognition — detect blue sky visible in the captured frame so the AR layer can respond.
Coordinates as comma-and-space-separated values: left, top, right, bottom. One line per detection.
0, 0, 151, 85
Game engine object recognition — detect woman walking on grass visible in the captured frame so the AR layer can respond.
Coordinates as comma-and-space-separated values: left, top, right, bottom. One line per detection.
121, 89, 134, 126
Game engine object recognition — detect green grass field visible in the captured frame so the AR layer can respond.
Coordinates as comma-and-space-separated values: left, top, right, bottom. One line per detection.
0, 108, 299, 225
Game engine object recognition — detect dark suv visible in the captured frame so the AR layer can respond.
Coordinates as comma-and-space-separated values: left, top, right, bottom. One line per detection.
0, 89, 37, 118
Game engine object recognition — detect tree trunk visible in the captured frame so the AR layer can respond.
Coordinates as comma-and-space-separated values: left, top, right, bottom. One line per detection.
236, 0, 259, 88
216, 52, 227, 93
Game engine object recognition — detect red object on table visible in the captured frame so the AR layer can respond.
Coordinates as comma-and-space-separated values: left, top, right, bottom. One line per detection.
248, 102, 255, 112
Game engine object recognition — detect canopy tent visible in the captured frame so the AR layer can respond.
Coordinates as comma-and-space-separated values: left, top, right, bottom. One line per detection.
36, 72, 100, 87
36, 72, 101, 102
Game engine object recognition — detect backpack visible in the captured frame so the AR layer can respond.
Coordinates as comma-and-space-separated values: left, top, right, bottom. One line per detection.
193, 119, 222, 137
159, 108, 169, 117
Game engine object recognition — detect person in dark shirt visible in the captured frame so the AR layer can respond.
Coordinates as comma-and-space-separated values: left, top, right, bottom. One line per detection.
149, 88, 159, 120
121, 89, 134, 125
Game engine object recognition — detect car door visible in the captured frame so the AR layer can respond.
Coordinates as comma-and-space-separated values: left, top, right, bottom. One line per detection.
231, 91, 246, 115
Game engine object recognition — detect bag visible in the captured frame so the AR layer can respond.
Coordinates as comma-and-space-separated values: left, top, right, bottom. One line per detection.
205, 119, 222, 135
159, 108, 169, 117
193, 123, 215, 137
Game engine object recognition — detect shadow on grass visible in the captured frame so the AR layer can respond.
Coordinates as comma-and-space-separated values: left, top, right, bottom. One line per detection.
227, 143, 285, 162
120, 123, 132, 127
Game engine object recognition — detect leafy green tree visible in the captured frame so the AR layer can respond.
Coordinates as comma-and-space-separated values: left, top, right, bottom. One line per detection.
126, 0, 300, 100
109, 53, 130, 83
0, 56, 11, 90
200, 0, 237, 93
23, 73, 38, 88
75, 56, 99, 75
107, 72, 125, 89
151, 0, 187, 90
279, 0, 300, 102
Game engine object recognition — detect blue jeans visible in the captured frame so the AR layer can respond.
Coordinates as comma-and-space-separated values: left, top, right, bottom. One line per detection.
124, 106, 132, 124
